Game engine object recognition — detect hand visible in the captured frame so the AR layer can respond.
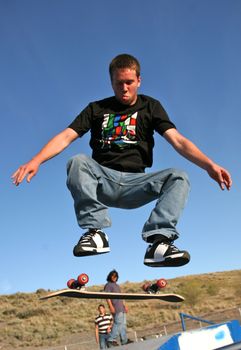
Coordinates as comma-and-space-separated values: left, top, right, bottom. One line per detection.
207, 163, 232, 190
11, 159, 40, 186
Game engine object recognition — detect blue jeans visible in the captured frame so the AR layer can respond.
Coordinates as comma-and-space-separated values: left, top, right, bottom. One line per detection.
66, 154, 190, 241
108, 312, 127, 345
99, 333, 110, 349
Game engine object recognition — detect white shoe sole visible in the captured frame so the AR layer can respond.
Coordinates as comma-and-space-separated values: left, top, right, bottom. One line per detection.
144, 252, 190, 267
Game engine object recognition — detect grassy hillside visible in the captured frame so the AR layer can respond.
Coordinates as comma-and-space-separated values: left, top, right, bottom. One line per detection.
1, 270, 241, 349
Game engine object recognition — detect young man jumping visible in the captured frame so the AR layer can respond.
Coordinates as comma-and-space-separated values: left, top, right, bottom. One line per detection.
12, 54, 232, 267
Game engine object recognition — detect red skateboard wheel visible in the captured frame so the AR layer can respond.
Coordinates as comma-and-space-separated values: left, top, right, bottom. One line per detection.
77, 273, 89, 286
156, 278, 167, 289
67, 278, 76, 289
142, 282, 151, 292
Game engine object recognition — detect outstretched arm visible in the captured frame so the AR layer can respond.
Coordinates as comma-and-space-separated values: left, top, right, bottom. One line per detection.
163, 128, 232, 190
12, 128, 79, 186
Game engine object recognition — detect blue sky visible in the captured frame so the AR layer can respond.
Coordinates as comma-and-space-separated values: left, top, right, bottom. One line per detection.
1, 0, 241, 295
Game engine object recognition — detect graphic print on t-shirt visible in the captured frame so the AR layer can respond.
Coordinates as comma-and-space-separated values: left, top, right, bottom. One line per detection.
101, 112, 138, 149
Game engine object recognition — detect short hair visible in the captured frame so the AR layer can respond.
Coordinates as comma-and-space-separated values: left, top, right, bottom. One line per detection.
98, 304, 105, 309
109, 54, 141, 80
106, 269, 119, 282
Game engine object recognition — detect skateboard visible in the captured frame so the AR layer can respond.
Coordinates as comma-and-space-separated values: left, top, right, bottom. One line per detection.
40, 273, 184, 303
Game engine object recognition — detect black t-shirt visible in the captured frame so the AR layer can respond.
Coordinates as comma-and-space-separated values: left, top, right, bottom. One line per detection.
68, 94, 176, 173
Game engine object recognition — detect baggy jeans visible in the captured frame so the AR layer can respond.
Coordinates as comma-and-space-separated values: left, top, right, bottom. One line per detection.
66, 154, 190, 242
108, 312, 127, 345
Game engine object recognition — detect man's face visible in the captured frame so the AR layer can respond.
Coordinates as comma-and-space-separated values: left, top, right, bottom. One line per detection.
111, 68, 141, 106
110, 273, 118, 282
98, 306, 105, 315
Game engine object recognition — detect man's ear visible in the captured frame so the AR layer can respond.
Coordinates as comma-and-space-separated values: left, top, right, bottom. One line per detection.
137, 75, 141, 88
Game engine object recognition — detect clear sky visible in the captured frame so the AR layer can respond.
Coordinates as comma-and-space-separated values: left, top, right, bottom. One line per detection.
1, 0, 241, 295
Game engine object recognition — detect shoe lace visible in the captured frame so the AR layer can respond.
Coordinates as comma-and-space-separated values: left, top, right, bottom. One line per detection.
79, 230, 98, 243
168, 241, 179, 252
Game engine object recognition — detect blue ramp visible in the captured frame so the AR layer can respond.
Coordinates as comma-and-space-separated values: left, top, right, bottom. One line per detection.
158, 320, 241, 350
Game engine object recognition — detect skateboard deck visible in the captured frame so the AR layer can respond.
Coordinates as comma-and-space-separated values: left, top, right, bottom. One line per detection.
40, 288, 184, 302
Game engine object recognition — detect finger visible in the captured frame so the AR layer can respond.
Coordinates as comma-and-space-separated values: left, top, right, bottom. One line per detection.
16, 168, 27, 184
26, 171, 35, 183
220, 181, 225, 190
220, 178, 231, 191
12, 166, 29, 185
221, 171, 232, 190
11, 169, 19, 179
11, 169, 21, 186
226, 176, 232, 190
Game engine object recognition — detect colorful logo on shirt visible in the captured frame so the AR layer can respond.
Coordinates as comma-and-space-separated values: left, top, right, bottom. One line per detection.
101, 112, 137, 148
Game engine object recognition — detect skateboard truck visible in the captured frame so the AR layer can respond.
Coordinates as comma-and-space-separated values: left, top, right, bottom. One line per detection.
67, 273, 89, 290
142, 278, 167, 294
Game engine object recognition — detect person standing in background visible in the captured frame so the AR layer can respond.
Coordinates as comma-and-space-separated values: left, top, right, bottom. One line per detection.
95, 304, 113, 349
104, 270, 133, 347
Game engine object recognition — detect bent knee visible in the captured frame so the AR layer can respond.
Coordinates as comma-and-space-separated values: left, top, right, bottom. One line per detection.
169, 168, 190, 185
66, 154, 89, 173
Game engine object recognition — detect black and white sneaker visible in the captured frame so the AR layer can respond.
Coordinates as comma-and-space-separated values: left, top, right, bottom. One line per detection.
144, 239, 190, 267
73, 229, 110, 257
